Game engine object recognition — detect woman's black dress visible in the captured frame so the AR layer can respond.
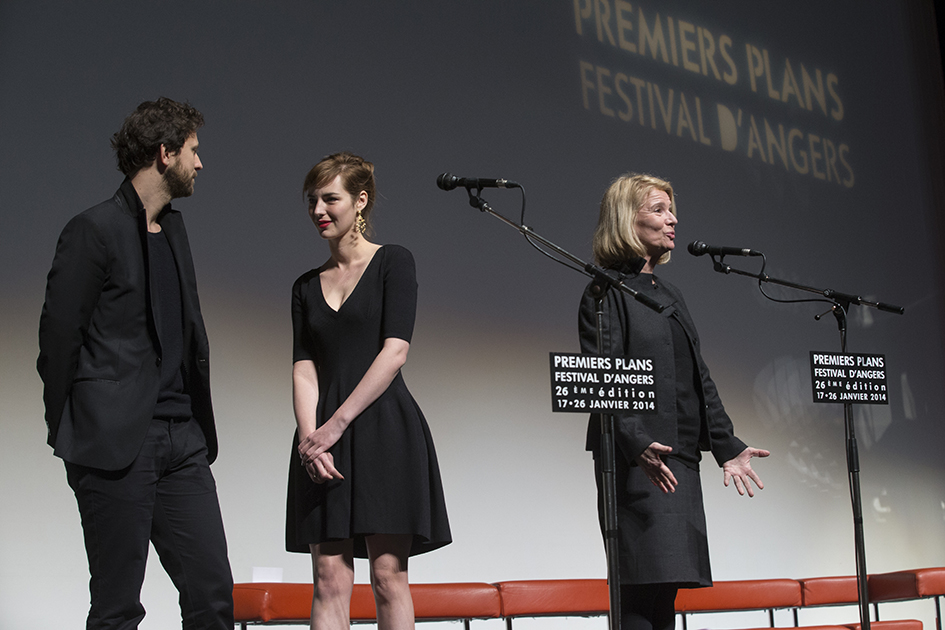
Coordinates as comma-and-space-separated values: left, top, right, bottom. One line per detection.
286, 245, 451, 558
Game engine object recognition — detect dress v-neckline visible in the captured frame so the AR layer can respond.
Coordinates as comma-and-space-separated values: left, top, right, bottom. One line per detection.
319, 245, 383, 313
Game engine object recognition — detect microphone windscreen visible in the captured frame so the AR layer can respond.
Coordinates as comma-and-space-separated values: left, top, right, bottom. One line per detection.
436, 173, 456, 191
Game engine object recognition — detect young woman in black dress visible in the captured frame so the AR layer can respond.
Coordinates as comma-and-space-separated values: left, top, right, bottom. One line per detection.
286, 152, 451, 630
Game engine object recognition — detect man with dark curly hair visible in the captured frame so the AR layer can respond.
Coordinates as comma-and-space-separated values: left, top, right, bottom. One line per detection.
38, 97, 234, 629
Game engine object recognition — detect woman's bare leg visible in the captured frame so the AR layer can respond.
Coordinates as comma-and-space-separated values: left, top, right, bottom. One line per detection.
366, 534, 414, 630
310, 539, 355, 630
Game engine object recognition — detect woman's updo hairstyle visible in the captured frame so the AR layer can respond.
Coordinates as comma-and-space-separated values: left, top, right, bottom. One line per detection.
303, 151, 377, 234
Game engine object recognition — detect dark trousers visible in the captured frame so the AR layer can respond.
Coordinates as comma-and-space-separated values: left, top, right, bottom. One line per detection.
66, 417, 234, 630
620, 583, 678, 630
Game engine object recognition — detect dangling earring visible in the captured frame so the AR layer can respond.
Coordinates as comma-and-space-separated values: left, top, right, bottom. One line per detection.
355, 211, 367, 234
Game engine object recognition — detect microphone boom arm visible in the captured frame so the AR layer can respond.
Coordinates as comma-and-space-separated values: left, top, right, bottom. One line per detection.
707, 255, 904, 314
461, 190, 668, 314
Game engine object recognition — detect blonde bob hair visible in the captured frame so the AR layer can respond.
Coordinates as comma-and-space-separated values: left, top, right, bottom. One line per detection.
592, 173, 676, 269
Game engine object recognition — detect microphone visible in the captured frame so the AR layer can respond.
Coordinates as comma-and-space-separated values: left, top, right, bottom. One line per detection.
436, 172, 520, 191
688, 240, 762, 257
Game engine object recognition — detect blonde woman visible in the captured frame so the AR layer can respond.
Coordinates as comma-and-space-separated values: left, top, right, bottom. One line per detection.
579, 173, 769, 630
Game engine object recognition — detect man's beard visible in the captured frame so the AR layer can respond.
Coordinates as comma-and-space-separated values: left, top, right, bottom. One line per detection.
165, 161, 195, 199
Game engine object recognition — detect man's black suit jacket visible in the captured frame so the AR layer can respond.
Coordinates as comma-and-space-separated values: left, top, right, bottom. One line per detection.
38, 178, 217, 471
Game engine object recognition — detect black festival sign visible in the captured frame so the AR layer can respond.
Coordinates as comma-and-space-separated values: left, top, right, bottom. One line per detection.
809, 351, 888, 405
550, 352, 658, 414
